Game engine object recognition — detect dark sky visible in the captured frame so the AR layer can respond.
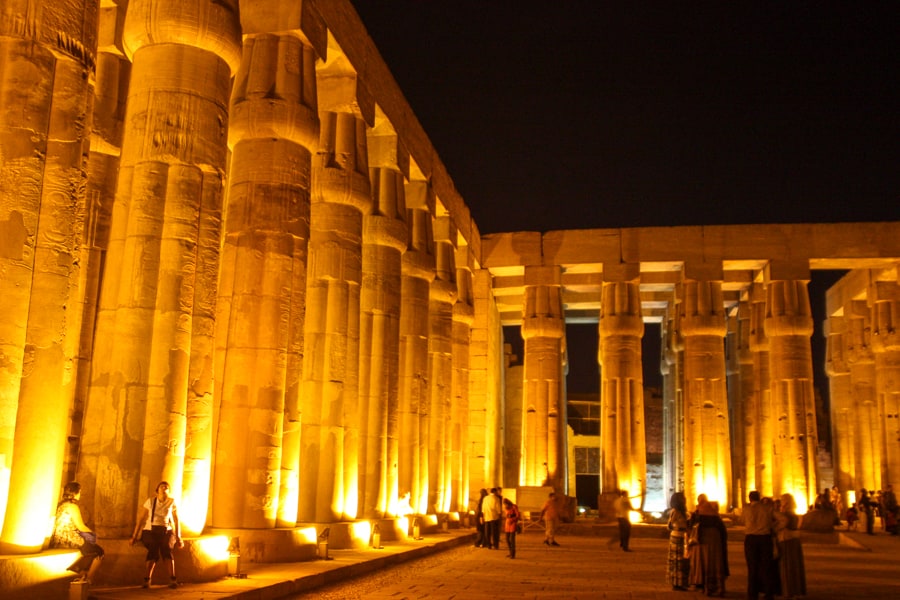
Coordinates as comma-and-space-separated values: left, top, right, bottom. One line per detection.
353, 1, 899, 234
352, 3, 898, 402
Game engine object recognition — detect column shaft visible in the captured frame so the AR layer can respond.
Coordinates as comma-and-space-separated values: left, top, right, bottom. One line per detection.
213, 32, 319, 529
680, 277, 731, 508
299, 110, 369, 522
598, 279, 645, 501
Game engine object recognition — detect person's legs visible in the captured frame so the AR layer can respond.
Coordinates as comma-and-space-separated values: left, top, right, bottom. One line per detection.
507, 531, 516, 558
745, 537, 760, 598
492, 519, 501, 549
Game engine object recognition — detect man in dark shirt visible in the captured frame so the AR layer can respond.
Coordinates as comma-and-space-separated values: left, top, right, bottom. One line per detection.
743, 490, 775, 600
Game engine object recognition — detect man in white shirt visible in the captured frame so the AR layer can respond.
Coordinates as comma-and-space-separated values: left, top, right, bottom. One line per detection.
481, 488, 502, 549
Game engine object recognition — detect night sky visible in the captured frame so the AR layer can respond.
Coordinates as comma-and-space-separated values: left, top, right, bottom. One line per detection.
352, 2, 899, 396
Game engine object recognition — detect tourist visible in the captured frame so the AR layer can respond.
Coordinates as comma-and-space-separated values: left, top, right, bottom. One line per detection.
540, 491, 561, 546
130, 481, 184, 588
687, 496, 729, 596
859, 488, 875, 535
473, 488, 488, 547
502, 497, 522, 558
829, 485, 843, 520
666, 491, 689, 591
743, 490, 776, 600
50, 482, 104, 585
612, 489, 634, 552
774, 493, 806, 599
480, 487, 502, 549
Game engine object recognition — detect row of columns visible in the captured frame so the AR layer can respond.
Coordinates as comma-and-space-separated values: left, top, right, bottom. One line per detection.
0, 1, 503, 552
826, 276, 900, 504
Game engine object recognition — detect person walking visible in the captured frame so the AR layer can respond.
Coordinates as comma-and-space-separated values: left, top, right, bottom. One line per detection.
666, 491, 690, 591
481, 487, 502, 549
743, 490, 776, 600
502, 497, 521, 558
613, 490, 634, 552
859, 488, 875, 535
50, 482, 104, 585
540, 491, 561, 546
130, 481, 184, 588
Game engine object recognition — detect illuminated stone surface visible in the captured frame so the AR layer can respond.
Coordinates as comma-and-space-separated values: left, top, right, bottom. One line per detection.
0, 1, 898, 591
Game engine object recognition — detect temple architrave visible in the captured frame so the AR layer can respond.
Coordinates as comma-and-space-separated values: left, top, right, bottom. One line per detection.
0, 0, 898, 587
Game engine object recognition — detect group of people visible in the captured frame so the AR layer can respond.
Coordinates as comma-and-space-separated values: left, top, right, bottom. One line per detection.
666, 490, 806, 599
49, 480, 184, 589
844, 485, 898, 535
473, 488, 566, 558
473, 487, 523, 558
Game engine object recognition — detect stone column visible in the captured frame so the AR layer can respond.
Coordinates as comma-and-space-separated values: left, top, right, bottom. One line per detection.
825, 315, 853, 505
0, 0, 100, 551
429, 217, 458, 513
749, 282, 774, 497
398, 181, 435, 515
598, 267, 645, 503
80, 0, 241, 537
299, 76, 372, 522
870, 279, 900, 487
680, 267, 732, 508
212, 31, 319, 529
451, 251, 475, 513
735, 299, 756, 503
358, 129, 407, 518
845, 299, 880, 492
70, 4, 129, 486
521, 266, 566, 490
469, 269, 504, 494
764, 267, 818, 507
661, 304, 684, 500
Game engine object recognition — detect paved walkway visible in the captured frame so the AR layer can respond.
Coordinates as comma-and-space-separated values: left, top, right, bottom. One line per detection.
86, 524, 899, 600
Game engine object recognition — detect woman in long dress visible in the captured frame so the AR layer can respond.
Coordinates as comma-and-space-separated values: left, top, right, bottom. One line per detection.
775, 493, 807, 599
666, 491, 689, 591
50, 482, 104, 584
687, 496, 729, 597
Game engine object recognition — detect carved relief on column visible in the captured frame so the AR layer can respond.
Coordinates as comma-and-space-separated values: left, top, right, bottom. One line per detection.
398, 181, 435, 516
429, 217, 458, 513
299, 77, 372, 521
845, 299, 880, 492
869, 279, 900, 487
0, 0, 100, 550
358, 128, 407, 518
81, 0, 241, 537
213, 32, 319, 529
451, 250, 475, 513
748, 282, 773, 496
598, 266, 645, 503
825, 315, 853, 505
764, 268, 818, 507
521, 266, 565, 490
679, 266, 731, 509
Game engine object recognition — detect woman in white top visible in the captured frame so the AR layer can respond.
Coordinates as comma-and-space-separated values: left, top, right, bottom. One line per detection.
129, 481, 183, 588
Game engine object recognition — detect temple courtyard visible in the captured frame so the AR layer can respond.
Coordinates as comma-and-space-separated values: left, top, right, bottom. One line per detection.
74, 523, 899, 600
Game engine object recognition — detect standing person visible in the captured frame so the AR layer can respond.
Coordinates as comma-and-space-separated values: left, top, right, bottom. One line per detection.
50, 482, 104, 585
859, 488, 875, 535
666, 491, 689, 591
481, 487, 502, 549
687, 497, 729, 596
540, 491, 561, 546
502, 497, 521, 559
130, 481, 184, 588
612, 490, 634, 552
473, 488, 488, 547
774, 493, 806, 600
743, 490, 776, 600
